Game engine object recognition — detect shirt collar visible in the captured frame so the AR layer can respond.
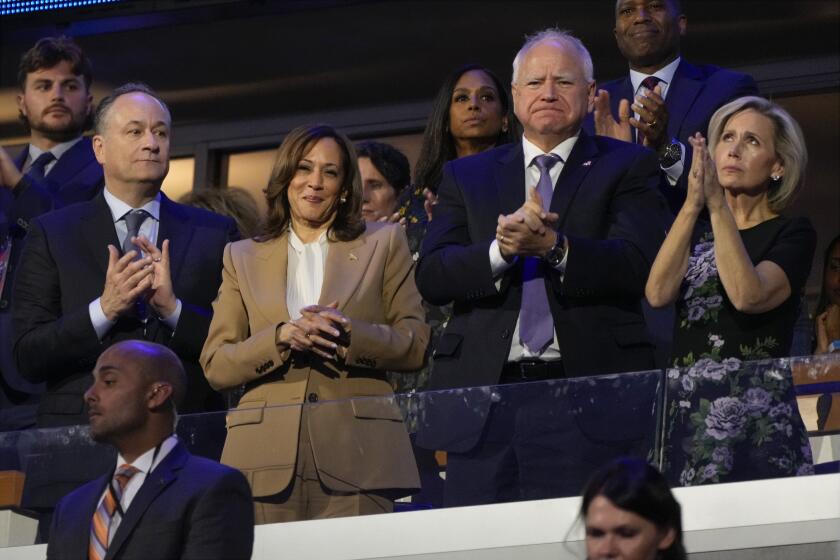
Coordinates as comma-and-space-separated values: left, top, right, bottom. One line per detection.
103, 187, 162, 223
521, 132, 579, 169
115, 434, 178, 476
288, 227, 328, 254
629, 56, 681, 97
28, 136, 84, 163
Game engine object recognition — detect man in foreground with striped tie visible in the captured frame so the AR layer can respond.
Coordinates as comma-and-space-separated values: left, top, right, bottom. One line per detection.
416, 28, 669, 506
47, 340, 253, 560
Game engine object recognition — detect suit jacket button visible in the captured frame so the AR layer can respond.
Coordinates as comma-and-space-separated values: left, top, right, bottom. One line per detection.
307, 392, 318, 403
501, 329, 510, 339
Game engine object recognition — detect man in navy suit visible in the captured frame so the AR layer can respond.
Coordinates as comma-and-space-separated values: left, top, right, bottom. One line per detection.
416, 29, 668, 506
585, 0, 758, 211
0, 37, 104, 430
47, 340, 253, 560
13, 82, 237, 429
583, 0, 758, 367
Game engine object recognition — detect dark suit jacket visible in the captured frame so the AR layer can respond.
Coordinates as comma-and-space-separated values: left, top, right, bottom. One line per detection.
0, 138, 103, 413
46, 440, 254, 560
583, 60, 758, 212
415, 132, 669, 451
12, 191, 238, 427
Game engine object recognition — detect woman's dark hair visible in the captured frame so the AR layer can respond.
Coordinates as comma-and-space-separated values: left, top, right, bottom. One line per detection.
581, 458, 686, 560
259, 124, 365, 243
816, 234, 840, 316
179, 186, 262, 239
356, 140, 411, 196
414, 64, 516, 193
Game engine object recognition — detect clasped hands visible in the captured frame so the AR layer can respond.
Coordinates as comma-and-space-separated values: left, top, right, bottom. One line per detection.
496, 187, 561, 262
685, 132, 726, 213
593, 84, 668, 150
100, 236, 177, 321
278, 302, 351, 361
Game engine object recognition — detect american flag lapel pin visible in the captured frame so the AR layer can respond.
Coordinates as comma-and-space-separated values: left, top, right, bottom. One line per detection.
582, 160, 592, 167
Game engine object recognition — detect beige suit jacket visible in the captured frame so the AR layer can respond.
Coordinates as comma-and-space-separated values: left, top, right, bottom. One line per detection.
200, 222, 428, 498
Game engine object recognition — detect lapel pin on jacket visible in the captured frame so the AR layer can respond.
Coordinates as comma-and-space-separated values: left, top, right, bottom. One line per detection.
582, 160, 592, 166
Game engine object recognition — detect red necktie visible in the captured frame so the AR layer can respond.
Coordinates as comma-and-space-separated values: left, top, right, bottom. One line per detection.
637, 76, 661, 144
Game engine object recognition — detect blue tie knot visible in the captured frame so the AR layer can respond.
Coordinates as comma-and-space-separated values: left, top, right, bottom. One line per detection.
533, 153, 561, 172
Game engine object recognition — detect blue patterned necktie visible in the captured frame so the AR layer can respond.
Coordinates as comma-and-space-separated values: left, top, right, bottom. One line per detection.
26, 151, 56, 182
519, 153, 562, 354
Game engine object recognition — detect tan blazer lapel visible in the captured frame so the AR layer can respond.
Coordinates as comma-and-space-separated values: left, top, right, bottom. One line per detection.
319, 235, 373, 311
245, 234, 291, 325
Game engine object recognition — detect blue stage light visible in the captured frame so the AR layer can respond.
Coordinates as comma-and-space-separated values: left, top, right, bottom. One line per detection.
0, 0, 122, 16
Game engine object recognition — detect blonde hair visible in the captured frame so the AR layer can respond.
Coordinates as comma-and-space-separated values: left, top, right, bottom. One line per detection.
707, 96, 807, 212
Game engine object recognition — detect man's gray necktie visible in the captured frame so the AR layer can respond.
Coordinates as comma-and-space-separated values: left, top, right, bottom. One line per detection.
122, 209, 150, 259
122, 209, 150, 321
26, 152, 56, 183
519, 153, 561, 354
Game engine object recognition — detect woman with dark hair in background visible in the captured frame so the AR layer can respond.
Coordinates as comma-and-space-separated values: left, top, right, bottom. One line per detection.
812, 234, 840, 431
179, 186, 261, 238
356, 140, 410, 223
397, 63, 517, 252
201, 124, 428, 523
581, 458, 687, 560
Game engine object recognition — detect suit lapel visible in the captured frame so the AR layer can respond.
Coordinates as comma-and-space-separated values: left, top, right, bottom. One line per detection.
81, 193, 121, 277
157, 194, 193, 283
247, 234, 290, 325
610, 76, 635, 118
48, 137, 96, 185
105, 441, 188, 560
666, 61, 704, 140
551, 131, 599, 227
71, 475, 111, 559
319, 234, 370, 311
496, 143, 526, 216
13, 145, 28, 171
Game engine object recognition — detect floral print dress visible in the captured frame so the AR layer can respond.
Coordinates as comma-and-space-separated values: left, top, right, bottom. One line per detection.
663, 216, 817, 486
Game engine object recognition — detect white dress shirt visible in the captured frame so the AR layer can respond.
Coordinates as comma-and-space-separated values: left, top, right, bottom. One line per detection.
286, 228, 329, 320
629, 56, 685, 184
489, 134, 578, 362
23, 137, 83, 177
96, 434, 178, 545
88, 188, 182, 338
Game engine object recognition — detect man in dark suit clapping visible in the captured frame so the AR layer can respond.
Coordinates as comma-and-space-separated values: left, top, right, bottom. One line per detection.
12, 82, 237, 429
416, 28, 668, 506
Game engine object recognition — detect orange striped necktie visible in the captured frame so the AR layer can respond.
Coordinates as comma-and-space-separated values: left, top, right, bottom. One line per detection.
89, 464, 139, 560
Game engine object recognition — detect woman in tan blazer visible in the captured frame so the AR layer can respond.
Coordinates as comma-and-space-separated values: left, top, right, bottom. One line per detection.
200, 124, 429, 524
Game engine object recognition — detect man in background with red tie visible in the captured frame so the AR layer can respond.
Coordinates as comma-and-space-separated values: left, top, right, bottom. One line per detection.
585, 0, 758, 211
0, 36, 104, 430
416, 28, 668, 506
47, 340, 253, 560
583, 0, 758, 368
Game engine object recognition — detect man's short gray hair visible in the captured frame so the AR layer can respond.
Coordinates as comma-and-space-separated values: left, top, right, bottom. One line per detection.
512, 28, 594, 84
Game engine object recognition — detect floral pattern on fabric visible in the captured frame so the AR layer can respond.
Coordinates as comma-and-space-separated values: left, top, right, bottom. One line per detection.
666, 222, 815, 486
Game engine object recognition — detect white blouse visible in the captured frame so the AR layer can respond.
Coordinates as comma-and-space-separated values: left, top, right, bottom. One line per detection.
286, 229, 329, 320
